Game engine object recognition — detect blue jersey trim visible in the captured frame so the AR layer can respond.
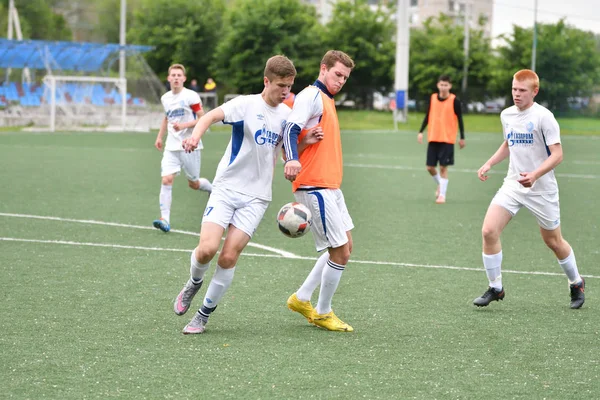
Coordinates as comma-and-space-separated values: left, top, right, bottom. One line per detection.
309, 190, 327, 237
283, 122, 302, 161
224, 121, 244, 165
540, 131, 551, 157
313, 80, 333, 99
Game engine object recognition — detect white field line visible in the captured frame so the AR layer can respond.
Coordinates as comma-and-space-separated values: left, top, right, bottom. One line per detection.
344, 163, 599, 179
573, 160, 600, 165
1, 234, 599, 280
0, 213, 301, 259
347, 152, 600, 166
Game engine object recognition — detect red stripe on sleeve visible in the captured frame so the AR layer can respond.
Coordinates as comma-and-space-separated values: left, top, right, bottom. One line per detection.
190, 103, 202, 112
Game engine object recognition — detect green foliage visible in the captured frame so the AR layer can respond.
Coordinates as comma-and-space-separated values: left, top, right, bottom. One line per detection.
0, 0, 71, 40
323, 0, 396, 107
493, 20, 600, 112
212, 0, 324, 94
128, 0, 225, 83
94, 0, 142, 43
0, 3, 6, 37
409, 14, 493, 104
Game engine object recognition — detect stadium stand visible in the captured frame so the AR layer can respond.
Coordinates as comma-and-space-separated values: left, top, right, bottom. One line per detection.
0, 39, 165, 130
0, 39, 152, 108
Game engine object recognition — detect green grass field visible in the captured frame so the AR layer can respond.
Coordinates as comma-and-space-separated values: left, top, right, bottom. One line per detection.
1, 127, 599, 399
336, 110, 600, 135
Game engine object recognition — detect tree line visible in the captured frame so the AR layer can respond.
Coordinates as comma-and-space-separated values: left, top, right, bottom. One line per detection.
2, 0, 600, 114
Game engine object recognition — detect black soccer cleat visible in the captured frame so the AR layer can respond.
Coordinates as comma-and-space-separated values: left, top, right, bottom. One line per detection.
569, 278, 585, 309
473, 286, 505, 307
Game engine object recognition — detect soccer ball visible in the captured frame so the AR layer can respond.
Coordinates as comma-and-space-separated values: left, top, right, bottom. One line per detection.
277, 202, 312, 238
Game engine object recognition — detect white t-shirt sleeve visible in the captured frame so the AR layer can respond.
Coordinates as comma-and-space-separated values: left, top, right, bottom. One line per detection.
161, 93, 168, 115
540, 111, 561, 146
188, 90, 202, 107
287, 87, 323, 130
220, 95, 249, 123
500, 112, 507, 139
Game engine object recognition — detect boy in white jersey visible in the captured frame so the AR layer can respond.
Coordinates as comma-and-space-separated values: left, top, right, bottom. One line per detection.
473, 69, 585, 309
172, 56, 321, 334
153, 64, 213, 233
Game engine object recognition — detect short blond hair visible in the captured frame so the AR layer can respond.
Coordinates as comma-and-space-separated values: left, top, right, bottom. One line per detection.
264, 55, 297, 81
168, 64, 186, 76
321, 50, 355, 70
514, 69, 539, 90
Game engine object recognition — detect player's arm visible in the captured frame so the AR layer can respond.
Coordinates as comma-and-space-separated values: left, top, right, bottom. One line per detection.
284, 128, 322, 179
454, 97, 466, 148
187, 104, 205, 128
173, 103, 204, 131
417, 100, 430, 144
283, 122, 303, 181
281, 126, 324, 162
517, 114, 563, 188
189, 105, 205, 127
478, 140, 509, 181
298, 126, 324, 154
155, 116, 168, 150
182, 107, 224, 152
517, 143, 563, 188
283, 89, 319, 182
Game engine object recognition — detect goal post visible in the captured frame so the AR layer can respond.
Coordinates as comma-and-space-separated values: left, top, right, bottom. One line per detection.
40, 71, 164, 133
43, 75, 127, 132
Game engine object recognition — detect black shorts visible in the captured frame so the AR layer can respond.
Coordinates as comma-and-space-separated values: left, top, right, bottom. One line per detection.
426, 142, 454, 167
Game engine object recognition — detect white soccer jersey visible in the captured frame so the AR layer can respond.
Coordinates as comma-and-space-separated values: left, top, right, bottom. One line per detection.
161, 88, 203, 151
214, 94, 290, 201
500, 102, 561, 194
286, 85, 323, 130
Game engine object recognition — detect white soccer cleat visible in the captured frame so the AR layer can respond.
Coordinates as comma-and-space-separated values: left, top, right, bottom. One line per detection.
174, 279, 203, 316
182, 312, 207, 334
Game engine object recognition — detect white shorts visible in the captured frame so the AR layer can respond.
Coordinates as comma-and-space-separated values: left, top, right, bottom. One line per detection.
161, 150, 201, 181
491, 186, 561, 230
201, 187, 269, 238
294, 188, 354, 252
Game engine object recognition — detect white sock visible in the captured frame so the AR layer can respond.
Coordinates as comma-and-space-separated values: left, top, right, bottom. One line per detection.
159, 184, 173, 222
439, 178, 449, 197
197, 178, 213, 193
432, 174, 441, 185
190, 247, 210, 283
316, 260, 345, 315
558, 249, 581, 284
202, 265, 235, 309
483, 251, 503, 289
297, 252, 329, 301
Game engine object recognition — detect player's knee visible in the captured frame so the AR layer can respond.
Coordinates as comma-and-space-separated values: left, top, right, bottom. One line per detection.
196, 244, 218, 264
426, 166, 436, 174
481, 226, 500, 243
542, 235, 562, 252
217, 250, 239, 269
329, 247, 350, 265
161, 176, 174, 185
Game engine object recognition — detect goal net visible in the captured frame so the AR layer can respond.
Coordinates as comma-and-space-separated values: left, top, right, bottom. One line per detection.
40, 53, 166, 132
42, 73, 164, 132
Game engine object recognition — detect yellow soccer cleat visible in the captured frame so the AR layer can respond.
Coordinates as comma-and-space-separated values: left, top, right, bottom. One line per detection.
287, 293, 315, 323
311, 310, 353, 332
